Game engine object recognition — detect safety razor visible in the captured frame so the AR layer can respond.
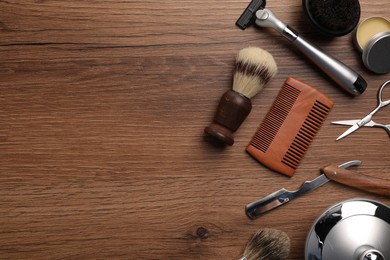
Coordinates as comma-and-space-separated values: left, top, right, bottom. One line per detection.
236, 0, 367, 96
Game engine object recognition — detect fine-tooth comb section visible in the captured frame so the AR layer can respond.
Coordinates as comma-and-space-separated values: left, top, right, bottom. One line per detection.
281, 100, 332, 170
249, 84, 300, 153
246, 77, 334, 177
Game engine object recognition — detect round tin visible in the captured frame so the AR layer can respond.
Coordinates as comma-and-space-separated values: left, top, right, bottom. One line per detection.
362, 31, 390, 74
354, 17, 390, 74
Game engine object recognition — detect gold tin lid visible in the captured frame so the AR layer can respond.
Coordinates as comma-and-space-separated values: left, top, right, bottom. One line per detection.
354, 17, 390, 51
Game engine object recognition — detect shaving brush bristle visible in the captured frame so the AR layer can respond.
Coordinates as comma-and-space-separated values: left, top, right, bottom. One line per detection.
241, 228, 290, 260
233, 47, 278, 99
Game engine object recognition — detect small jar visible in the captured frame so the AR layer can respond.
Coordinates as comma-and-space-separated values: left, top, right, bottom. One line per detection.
354, 17, 390, 74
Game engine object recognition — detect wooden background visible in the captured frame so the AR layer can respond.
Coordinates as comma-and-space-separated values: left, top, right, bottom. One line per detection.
1, 0, 389, 259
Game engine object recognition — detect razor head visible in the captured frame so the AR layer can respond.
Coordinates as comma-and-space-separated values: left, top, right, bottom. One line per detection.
236, 0, 266, 29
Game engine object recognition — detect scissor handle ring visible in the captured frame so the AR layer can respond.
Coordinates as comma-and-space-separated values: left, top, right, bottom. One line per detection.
378, 80, 390, 106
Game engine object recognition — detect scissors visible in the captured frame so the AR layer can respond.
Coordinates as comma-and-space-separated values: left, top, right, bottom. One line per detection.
333, 80, 390, 140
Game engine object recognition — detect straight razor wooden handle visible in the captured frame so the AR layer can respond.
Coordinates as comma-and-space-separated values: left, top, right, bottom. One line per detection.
321, 165, 390, 197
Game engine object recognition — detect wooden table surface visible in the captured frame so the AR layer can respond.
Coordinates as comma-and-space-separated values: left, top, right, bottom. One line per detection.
1, 0, 389, 259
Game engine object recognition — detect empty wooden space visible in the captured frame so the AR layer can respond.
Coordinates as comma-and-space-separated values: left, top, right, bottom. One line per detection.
1, 0, 389, 259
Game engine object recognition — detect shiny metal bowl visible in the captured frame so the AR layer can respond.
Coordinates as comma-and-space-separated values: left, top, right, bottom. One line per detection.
305, 198, 390, 260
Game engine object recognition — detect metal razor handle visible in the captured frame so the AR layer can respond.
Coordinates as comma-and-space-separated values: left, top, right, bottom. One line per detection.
292, 33, 366, 96
255, 8, 367, 96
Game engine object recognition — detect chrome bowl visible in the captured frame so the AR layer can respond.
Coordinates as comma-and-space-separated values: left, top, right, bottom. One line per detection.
305, 198, 390, 260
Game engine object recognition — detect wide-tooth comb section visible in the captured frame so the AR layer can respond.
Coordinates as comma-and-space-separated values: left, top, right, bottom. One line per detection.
246, 77, 334, 177
282, 101, 332, 170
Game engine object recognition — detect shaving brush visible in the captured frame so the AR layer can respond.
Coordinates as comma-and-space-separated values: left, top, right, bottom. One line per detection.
239, 228, 290, 260
204, 47, 277, 146
303, 0, 361, 37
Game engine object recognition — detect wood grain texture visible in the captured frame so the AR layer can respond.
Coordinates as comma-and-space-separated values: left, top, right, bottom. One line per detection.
0, 0, 389, 259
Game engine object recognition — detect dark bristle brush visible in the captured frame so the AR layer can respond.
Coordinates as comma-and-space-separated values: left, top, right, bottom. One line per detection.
204, 47, 277, 146
239, 228, 290, 260
303, 0, 361, 37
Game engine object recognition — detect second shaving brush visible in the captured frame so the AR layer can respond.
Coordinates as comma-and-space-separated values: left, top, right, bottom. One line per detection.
239, 228, 290, 260
204, 47, 277, 146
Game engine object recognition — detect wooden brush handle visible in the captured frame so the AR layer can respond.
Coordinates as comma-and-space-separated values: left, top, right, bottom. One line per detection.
204, 90, 252, 146
321, 165, 390, 197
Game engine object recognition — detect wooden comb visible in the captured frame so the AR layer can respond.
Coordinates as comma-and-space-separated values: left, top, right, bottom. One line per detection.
246, 77, 334, 177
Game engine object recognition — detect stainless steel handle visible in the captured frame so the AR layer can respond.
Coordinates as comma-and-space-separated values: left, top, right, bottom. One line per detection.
373, 123, 390, 136
255, 8, 367, 96
292, 35, 365, 95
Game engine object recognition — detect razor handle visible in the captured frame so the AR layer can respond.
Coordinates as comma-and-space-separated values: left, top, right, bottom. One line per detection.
254, 8, 367, 96
322, 165, 390, 197
289, 29, 367, 96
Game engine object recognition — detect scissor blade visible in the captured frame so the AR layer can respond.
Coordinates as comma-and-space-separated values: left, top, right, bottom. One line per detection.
333, 120, 375, 127
336, 123, 360, 140
332, 120, 359, 126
